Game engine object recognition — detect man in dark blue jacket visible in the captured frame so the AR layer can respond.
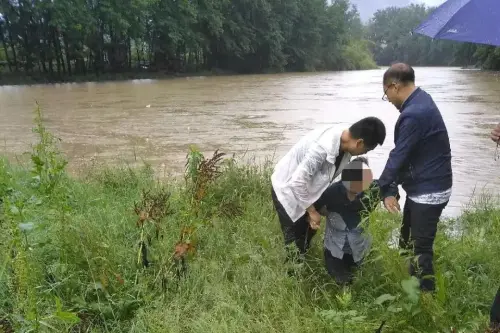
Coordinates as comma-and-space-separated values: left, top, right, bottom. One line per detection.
378, 63, 453, 292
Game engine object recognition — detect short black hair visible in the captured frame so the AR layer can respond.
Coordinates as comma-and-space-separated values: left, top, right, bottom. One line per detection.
349, 117, 386, 149
383, 63, 415, 86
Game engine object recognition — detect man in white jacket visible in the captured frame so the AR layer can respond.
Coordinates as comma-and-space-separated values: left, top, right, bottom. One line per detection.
271, 117, 386, 257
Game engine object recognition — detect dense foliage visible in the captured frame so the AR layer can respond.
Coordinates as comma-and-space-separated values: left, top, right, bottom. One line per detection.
0, 0, 375, 80
2, 0, 500, 83
367, 4, 500, 70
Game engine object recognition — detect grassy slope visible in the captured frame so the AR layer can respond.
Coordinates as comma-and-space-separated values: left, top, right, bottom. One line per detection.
1, 117, 500, 333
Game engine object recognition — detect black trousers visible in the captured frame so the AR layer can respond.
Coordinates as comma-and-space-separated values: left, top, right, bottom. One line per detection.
399, 197, 448, 291
271, 187, 327, 255
324, 248, 359, 285
491, 287, 500, 329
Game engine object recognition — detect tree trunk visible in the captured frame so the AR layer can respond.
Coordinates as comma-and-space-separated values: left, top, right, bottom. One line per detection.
5, 17, 18, 71
62, 33, 72, 75
128, 37, 132, 70
39, 48, 48, 73
48, 52, 54, 75
88, 51, 92, 72
0, 24, 13, 72
52, 28, 63, 75
136, 41, 141, 69
23, 31, 33, 72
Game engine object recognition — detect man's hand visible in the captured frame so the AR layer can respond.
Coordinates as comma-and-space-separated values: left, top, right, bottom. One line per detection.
384, 196, 400, 214
491, 123, 500, 142
306, 206, 321, 230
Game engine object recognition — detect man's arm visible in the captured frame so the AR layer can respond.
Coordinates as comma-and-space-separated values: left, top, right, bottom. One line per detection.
288, 142, 329, 216
384, 182, 400, 200
378, 114, 421, 190
315, 181, 344, 213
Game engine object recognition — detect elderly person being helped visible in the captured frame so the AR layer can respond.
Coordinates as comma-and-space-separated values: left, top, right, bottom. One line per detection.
319, 157, 399, 285
271, 117, 386, 260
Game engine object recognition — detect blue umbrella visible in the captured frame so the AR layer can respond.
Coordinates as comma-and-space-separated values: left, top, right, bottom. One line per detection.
413, 0, 500, 47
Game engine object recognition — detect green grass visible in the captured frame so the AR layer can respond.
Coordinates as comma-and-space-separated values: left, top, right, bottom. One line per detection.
1, 109, 499, 333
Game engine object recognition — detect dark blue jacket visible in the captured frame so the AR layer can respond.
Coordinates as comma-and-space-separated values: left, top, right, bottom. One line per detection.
378, 87, 453, 197
317, 180, 399, 230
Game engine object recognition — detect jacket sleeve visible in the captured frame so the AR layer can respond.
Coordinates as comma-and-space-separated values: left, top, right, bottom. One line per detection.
315, 181, 343, 213
288, 142, 329, 211
378, 112, 421, 192
384, 182, 400, 200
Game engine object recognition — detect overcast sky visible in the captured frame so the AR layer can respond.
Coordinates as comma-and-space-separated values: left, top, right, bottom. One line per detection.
352, 0, 447, 22
422, 0, 446, 5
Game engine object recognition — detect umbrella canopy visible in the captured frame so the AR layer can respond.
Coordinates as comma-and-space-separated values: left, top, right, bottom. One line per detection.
413, 0, 500, 47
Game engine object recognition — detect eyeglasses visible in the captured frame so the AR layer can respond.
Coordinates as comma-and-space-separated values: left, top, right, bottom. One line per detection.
382, 83, 394, 101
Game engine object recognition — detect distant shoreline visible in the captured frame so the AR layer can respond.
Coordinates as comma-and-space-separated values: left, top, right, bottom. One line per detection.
1, 65, 489, 87
0, 69, 242, 87
0, 63, 384, 87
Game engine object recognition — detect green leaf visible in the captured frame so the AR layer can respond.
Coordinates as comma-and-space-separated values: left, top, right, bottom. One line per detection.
19, 223, 34, 231
39, 320, 57, 330
346, 310, 358, 317
54, 297, 80, 323
319, 309, 342, 322
401, 277, 420, 304
31, 155, 44, 167
374, 294, 396, 306
55, 296, 63, 311
10, 205, 20, 216
388, 305, 403, 313
348, 316, 366, 323
411, 308, 422, 317
436, 271, 447, 304
55, 311, 80, 323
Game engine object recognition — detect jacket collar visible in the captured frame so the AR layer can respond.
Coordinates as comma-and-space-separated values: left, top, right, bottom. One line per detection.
399, 87, 421, 113
315, 125, 352, 180
316, 125, 351, 165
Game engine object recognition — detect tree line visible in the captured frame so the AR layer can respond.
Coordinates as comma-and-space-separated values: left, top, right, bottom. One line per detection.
367, 4, 500, 70
1, 1, 500, 83
0, 0, 376, 81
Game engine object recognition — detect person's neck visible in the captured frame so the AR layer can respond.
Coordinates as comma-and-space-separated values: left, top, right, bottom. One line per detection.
399, 84, 417, 106
346, 190, 357, 201
340, 129, 350, 152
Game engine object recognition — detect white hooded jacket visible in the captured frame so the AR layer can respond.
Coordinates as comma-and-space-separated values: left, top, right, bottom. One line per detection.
271, 125, 352, 222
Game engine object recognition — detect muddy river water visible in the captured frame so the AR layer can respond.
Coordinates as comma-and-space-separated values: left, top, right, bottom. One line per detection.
1, 67, 499, 217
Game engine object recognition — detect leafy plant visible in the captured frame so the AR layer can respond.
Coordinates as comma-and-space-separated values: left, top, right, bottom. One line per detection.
184, 146, 225, 213
133, 187, 173, 269
0, 105, 79, 331
30, 104, 68, 195
320, 290, 367, 333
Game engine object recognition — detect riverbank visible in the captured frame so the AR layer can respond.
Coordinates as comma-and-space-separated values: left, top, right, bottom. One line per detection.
0, 69, 239, 86
1, 111, 499, 333
0, 65, 379, 86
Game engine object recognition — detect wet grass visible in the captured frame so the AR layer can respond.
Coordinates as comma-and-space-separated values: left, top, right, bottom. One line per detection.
1, 109, 499, 333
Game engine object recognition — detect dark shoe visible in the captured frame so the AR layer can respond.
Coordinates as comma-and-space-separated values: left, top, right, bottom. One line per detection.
419, 276, 435, 293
